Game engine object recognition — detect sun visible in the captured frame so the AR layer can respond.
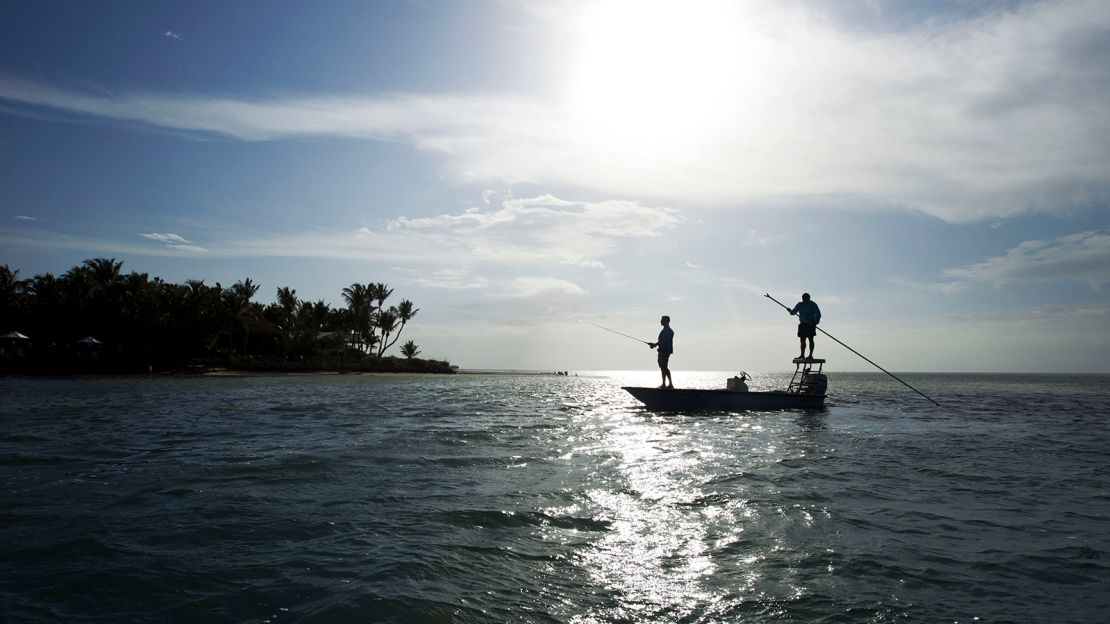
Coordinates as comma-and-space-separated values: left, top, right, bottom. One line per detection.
565, 0, 745, 152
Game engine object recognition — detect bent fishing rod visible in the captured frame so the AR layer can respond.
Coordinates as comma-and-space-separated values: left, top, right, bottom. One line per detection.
587, 322, 653, 347
765, 293, 940, 406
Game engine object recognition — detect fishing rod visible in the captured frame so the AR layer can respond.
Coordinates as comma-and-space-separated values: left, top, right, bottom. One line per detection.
765, 293, 940, 406
587, 322, 652, 346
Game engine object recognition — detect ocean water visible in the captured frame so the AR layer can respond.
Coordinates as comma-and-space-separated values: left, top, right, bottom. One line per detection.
1, 370, 1108, 623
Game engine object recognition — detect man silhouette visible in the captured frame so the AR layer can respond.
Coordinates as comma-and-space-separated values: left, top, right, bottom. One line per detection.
789, 293, 821, 360
647, 315, 674, 389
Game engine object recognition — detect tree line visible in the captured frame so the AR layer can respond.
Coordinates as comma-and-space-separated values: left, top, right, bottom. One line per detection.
0, 258, 449, 373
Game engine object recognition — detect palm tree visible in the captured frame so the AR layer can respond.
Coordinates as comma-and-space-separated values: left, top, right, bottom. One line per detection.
400, 340, 420, 359
185, 280, 226, 356
275, 287, 299, 352
0, 265, 25, 301
374, 309, 397, 357
226, 278, 261, 354
295, 299, 334, 354
276, 287, 298, 328
342, 283, 376, 353
230, 278, 260, 304
27, 273, 62, 346
119, 270, 157, 353
62, 264, 96, 339
0, 265, 27, 330
83, 257, 124, 287
368, 282, 393, 311
376, 299, 419, 357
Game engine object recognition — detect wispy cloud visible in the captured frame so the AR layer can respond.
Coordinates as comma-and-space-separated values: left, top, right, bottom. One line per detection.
386, 195, 681, 268
500, 276, 587, 299
140, 232, 207, 253
886, 275, 970, 295
140, 232, 192, 244
164, 31, 183, 40
0, 0, 1106, 222
14, 215, 37, 221
6, 195, 678, 269
407, 268, 489, 290
944, 229, 1110, 290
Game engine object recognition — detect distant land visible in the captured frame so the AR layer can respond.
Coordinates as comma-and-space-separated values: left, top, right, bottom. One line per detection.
0, 258, 454, 376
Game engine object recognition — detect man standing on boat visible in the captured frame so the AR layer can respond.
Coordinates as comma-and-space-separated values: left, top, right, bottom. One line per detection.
789, 293, 821, 360
648, 315, 674, 389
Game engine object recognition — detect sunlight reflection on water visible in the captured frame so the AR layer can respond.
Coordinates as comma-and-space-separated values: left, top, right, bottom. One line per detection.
556, 376, 785, 622
4, 372, 1108, 623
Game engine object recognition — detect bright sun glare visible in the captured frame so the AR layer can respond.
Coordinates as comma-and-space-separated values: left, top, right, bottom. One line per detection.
567, 0, 744, 152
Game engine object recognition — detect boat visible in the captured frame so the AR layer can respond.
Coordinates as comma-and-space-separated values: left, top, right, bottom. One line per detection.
623, 358, 828, 411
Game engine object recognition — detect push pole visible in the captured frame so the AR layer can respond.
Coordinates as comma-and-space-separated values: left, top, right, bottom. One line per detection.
765, 294, 940, 406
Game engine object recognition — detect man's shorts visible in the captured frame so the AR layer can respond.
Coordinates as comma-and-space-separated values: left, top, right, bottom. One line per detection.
658, 352, 671, 368
797, 322, 816, 338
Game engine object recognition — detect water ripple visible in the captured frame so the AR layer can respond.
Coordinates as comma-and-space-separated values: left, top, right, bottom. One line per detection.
2, 373, 1109, 623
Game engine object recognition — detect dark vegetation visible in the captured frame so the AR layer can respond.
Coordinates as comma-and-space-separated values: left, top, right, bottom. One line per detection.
0, 258, 453, 375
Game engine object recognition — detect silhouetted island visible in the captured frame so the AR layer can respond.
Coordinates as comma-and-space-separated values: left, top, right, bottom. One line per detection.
0, 258, 455, 376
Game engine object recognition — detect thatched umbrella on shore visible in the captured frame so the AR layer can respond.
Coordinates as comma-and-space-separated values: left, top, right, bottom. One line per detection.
77, 335, 102, 359
1, 331, 30, 357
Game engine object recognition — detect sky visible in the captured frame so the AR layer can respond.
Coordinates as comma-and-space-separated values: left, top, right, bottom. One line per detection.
2, 0, 1109, 373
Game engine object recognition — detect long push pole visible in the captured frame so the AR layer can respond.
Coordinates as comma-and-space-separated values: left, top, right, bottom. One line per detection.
765, 294, 940, 406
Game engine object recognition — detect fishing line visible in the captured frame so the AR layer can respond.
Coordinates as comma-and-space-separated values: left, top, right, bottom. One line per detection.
586, 322, 651, 345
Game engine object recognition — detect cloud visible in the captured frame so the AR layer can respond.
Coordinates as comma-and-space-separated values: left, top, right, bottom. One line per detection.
1, 0, 1107, 224
164, 31, 183, 40
0, 73, 535, 141
886, 275, 970, 295
408, 268, 489, 290
386, 195, 681, 268
685, 261, 703, 269
7, 195, 676, 269
14, 215, 37, 221
944, 229, 1110, 289
140, 232, 208, 253
500, 276, 587, 299
141, 232, 192, 244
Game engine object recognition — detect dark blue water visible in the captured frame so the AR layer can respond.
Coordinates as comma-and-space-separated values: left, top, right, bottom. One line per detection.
2, 371, 1108, 623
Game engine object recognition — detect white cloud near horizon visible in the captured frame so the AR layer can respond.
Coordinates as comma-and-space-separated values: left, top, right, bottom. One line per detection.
0, 0, 1107, 222
944, 229, 1110, 289
5, 195, 679, 269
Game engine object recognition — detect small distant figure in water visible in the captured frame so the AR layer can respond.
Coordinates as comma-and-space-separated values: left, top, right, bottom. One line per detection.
647, 315, 674, 389
789, 293, 821, 360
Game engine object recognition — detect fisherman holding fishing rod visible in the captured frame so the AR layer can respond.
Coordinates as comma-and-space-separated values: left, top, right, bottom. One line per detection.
647, 315, 675, 390
588, 316, 675, 389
